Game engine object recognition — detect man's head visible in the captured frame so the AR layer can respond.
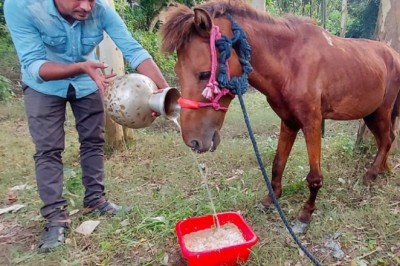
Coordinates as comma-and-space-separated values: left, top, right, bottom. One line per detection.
54, 0, 96, 23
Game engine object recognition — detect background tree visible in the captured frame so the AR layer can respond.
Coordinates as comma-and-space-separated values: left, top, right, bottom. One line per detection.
356, 0, 400, 153
346, 0, 379, 38
252, 0, 266, 11
340, 0, 348, 37
98, 0, 135, 151
120, 0, 197, 32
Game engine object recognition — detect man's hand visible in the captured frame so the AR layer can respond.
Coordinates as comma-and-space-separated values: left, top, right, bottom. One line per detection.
81, 61, 117, 93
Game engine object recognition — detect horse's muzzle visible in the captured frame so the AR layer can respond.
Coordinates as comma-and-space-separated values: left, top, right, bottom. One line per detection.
189, 130, 221, 153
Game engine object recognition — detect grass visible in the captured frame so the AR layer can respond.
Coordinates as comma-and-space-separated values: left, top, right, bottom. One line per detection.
0, 92, 399, 266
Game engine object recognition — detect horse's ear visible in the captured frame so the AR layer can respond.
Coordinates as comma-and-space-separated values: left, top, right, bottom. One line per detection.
193, 8, 212, 37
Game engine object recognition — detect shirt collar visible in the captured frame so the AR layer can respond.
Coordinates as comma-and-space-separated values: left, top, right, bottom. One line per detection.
48, 0, 81, 26
48, 0, 61, 18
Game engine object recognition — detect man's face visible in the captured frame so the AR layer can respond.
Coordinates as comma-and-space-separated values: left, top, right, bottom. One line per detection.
55, 0, 96, 22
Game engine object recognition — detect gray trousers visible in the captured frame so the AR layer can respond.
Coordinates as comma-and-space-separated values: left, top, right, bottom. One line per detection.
23, 85, 106, 221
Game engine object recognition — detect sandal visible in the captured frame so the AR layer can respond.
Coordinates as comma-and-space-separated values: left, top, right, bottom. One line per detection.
82, 201, 123, 216
38, 222, 68, 253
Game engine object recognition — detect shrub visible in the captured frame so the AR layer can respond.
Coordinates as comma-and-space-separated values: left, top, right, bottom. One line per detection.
0, 75, 14, 101
132, 31, 177, 84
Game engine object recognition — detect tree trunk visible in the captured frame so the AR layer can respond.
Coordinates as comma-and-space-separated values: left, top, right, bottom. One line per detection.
356, 0, 400, 153
340, 0, 347, 37
321, 0, 327, 29
252, 0, 266, 12
97, 0, 134, 151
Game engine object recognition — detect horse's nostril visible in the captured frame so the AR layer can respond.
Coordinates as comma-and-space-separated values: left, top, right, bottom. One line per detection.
190, 140, 200, 150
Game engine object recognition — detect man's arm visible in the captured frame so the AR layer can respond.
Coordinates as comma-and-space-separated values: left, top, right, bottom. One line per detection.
4, 1, 115, 92
136, 59, 169, 90
4, 0, 49, 83
39, 61, 116, 92
100, 3, 169, 89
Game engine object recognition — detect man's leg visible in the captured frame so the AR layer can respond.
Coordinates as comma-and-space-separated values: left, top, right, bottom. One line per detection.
23, 87, 68, 222
69, 89, 122, 215
23, 86, 69, 252
69, 89, 106, 208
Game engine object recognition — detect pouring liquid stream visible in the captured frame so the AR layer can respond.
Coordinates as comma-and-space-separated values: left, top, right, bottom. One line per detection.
171, 117, 221, 230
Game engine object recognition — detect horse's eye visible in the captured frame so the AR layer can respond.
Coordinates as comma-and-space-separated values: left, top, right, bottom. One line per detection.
199, 71, 211, 81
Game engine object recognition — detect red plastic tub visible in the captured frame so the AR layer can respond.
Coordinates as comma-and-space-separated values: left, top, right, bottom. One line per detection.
175, 211, 258, 266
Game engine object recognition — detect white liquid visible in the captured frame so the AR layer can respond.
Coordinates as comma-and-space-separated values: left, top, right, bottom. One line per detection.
171, 116, 181, 132
189, 151, 221, 229
171, 116, 220, 229
183, 222, 245, 252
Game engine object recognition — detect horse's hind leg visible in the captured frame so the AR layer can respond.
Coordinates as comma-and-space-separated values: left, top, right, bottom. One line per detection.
362, 109, 393, 184
261, 121, 299, 208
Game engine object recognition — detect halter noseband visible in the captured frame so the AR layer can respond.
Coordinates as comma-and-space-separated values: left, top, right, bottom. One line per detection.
178, 15, 252, 112
178, 87, 233, 112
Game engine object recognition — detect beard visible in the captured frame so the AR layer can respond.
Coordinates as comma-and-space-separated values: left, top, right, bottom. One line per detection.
72, 10, 90, 21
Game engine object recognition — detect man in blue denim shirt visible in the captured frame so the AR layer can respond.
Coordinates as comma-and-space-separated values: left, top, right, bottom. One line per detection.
4, 0, 169, 252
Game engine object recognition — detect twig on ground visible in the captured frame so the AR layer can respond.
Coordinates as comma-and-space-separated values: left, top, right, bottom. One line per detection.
356, 247, 382, 260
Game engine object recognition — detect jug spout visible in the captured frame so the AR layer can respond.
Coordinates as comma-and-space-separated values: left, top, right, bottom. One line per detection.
148, 87, 181, 120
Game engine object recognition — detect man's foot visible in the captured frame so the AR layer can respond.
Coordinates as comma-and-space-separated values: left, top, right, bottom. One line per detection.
38, 222, 69, 253
82, 201, 124, 216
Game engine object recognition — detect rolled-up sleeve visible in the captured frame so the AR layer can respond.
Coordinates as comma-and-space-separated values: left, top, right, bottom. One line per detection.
100, 2, 152, 70
28, 60, 48, 83
4, 0, 48, 83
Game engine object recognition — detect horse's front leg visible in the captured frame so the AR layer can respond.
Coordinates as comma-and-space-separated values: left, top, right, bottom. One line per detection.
261, 121, 299, 208
293, 122, 323, 234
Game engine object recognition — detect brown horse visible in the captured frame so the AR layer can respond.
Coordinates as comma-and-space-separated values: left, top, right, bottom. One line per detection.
160, 0, 400, 233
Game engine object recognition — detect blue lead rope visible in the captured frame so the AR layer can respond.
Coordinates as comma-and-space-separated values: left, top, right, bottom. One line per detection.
217, 15, 322, 266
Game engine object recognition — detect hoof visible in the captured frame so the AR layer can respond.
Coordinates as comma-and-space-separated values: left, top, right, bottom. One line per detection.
362, 176, 376, 186
291, 220, 309, 235
363, 171, 378, 186
254, 203, 273, 214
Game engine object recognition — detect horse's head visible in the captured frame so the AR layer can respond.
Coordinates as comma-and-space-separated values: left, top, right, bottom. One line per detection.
161, 4, 246, 153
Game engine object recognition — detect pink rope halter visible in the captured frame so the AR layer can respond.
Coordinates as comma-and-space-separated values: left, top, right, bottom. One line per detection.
178, 24, 234, 112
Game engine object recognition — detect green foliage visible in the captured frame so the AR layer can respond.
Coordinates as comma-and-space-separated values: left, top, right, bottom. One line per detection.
116, 1, 148, 32
347, 0, 379, 38
0, 0, 13, 44
0, 0, 8, 38
131, 31, 177, 82
266, 0, 379, 38
0, 75, 14, 101
0, 0, 4, 25
116, 0, 197, 32
113, 1, 179, 81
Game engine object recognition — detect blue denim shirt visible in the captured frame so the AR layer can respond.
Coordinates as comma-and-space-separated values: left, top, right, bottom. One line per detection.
4, 0, 152, 98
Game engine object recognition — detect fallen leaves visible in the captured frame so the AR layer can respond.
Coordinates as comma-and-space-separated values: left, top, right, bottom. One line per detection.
75, 220, 100, 236
0, 204, 25, 215
5, 183, 33, 204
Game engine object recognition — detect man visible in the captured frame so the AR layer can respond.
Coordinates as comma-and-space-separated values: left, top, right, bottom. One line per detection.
4, 0, 169, 252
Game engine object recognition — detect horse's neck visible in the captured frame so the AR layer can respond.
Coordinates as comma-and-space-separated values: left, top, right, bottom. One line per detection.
238, 18, 296, 97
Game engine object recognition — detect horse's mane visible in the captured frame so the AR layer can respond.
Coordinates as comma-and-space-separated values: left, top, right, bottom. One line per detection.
160, 0, 313, 54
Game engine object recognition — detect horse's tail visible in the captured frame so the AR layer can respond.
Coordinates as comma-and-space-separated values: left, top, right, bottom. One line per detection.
391, 53, 400, 124
392, 90, 400, 122
390, 74, 400, 145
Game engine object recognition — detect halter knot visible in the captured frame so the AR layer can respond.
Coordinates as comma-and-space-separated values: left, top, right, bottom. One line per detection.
216, 16, 253, 96
178, 15, 252, 112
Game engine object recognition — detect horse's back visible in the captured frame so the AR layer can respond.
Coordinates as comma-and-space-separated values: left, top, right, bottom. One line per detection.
294, 24, 400, 120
